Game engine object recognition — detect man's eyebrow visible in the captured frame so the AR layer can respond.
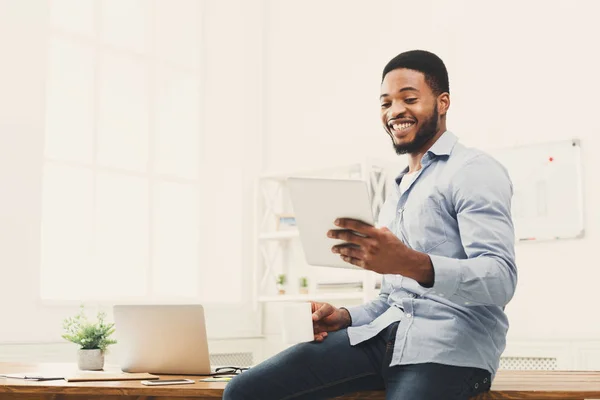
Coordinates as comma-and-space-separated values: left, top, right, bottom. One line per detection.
379, 87, 420, 99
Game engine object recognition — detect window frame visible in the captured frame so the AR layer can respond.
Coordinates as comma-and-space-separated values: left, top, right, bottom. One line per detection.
40, 0, 261, 339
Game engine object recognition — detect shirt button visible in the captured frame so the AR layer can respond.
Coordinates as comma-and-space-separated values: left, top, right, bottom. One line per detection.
406, 313, 412, 318
439, 293, 445, 297
464, 302, 470, 305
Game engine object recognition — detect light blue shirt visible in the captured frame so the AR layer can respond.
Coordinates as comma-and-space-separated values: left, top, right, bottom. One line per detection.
346, 131, 517, 378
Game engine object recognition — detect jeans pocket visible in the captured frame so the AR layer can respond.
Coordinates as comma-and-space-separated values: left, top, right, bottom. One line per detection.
459, 369, 492, 398
381, 322, 400, 388
386, 321, 400, 344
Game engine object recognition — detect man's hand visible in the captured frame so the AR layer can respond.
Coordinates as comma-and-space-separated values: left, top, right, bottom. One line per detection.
327, 218, 434, 286
311, 302, 351, 342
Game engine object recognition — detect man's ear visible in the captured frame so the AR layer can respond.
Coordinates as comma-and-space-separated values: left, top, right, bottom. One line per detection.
438, 93, 450, 116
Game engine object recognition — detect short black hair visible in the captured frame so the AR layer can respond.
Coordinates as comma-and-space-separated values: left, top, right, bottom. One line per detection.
382, 50, 449, 95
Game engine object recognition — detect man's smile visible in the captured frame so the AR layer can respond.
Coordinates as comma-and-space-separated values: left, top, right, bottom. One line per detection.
388, 119, 416, 139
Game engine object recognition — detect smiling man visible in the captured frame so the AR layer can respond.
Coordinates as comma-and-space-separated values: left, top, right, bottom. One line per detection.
224, 50, 517, 400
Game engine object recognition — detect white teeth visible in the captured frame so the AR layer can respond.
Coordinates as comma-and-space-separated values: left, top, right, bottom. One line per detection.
391, 122, 415, 131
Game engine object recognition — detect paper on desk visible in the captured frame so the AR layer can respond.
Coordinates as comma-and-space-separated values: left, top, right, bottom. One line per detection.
65, 372, 159, 382
200, 376, 234, 382
0, 373, 64, 381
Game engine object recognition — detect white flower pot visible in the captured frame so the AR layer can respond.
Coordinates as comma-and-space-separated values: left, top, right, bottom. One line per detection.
78, 349, 104, 371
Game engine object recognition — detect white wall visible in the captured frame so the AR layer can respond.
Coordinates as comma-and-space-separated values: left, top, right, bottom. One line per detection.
0, 0, 65, 343
260, 0, 600, 367
0, 0, 265, 345
3, 0, 600, 370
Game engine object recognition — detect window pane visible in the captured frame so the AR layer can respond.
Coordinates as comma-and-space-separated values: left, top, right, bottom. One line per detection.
155, 68, 200, 179
40, 165, 94, 300
44, 38, 94, 163
94, 172, 149, 299
155, 0, 201, 68
50, 0, 95, 37
200, 168, 243, 303
97, 53, 149, 171
100, 0, 149, 54
152, 182, 199, 298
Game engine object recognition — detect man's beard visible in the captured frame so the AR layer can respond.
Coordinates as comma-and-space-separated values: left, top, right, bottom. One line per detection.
392, 105, 439, 155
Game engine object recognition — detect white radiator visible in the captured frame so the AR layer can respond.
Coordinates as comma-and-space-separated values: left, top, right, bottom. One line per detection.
500, 356, 558, 370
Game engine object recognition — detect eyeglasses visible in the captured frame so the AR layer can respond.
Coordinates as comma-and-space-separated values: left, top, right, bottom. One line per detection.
213, 366, 249, 376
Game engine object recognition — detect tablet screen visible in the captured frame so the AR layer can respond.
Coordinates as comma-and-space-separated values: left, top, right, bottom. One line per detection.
287, 177, 375, 269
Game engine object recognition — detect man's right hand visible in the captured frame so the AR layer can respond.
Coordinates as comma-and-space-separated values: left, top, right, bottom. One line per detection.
311, 301, 352, 342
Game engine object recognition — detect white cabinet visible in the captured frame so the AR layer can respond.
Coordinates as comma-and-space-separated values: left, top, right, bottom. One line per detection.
253, 159, 396, 305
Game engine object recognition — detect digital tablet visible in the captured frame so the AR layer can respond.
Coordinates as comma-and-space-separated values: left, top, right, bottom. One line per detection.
287, 177, 375, 269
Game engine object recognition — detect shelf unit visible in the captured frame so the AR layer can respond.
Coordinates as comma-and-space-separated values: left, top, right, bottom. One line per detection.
253, 159, 395, 305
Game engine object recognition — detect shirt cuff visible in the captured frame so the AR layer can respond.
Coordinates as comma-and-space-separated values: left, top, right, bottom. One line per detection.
344, 305, 372, 327
427, 254, 461, 298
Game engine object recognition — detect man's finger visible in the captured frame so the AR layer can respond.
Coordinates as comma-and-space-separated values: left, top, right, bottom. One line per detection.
334, 218, 377, 236
327, 229, 371, 246
333, 244, 363, 260
311, 302, 321, 313
313, 332, 327, 342
312, 303, 333, 321
340, 254, 366, 269
313, 322, 325, 334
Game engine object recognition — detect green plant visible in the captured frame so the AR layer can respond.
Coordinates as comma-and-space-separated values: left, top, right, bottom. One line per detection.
62, 305, 117, 352
299, 276, 308, 288
277, 274, 286, 285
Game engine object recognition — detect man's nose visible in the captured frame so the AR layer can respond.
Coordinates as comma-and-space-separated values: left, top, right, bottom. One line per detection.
388, 101, 407, 120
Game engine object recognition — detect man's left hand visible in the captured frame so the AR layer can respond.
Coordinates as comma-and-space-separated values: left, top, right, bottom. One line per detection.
328, 218, 434, 285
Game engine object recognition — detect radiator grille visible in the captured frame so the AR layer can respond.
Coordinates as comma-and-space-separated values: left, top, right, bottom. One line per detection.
500, 356, 557, 370
210, 352, 253, 368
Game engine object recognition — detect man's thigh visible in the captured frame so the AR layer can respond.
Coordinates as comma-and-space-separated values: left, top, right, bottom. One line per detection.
385, 363, 492, 400
223, 328, 386, 400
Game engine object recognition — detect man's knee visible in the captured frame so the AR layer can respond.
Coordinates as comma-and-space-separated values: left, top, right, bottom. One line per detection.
222, 373, 253, 400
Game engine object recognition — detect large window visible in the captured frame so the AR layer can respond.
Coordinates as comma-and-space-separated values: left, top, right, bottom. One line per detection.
41, 0, 248, 311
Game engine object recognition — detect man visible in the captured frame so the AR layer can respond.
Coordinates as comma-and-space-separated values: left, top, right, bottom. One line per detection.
224, 50, 517, 400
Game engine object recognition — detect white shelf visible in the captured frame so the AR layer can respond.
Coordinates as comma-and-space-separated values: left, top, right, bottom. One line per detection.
254, 160, 392, 312
258, 230, 299, 240
258, 292, 364, 302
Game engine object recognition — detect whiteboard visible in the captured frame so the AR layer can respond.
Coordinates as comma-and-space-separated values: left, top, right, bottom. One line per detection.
487, 139, 584, 242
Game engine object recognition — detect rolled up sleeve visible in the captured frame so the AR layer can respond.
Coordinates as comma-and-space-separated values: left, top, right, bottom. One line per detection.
345, 276, 391, 326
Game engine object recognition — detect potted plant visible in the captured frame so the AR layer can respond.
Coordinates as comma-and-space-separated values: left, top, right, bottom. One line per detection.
299, 276, 309, 294
276, 274, 287, 295
62, 305, 117, 371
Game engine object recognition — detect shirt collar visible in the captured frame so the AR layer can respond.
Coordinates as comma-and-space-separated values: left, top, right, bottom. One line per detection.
427, 130, 458, 157
394, 131, 458, 185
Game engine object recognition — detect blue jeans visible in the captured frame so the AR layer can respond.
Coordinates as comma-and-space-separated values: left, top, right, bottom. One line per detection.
223, 323, 491, 400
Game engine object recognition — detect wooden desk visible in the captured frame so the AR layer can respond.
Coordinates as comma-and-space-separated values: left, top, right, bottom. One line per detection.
0, 362, 225, 400
2, 362, 600, 399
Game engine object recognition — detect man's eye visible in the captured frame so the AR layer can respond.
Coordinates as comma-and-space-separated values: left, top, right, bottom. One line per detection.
405, 98, 418, 104
380, 103, 391, 109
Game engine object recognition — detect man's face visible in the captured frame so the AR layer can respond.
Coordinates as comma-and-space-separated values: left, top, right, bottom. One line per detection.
380, 68, 441, 155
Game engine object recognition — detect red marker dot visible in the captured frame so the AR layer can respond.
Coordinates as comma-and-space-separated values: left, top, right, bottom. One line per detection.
549, 157, 554, 162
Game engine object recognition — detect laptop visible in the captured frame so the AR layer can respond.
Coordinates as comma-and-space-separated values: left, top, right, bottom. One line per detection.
113, 304, 211, 375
